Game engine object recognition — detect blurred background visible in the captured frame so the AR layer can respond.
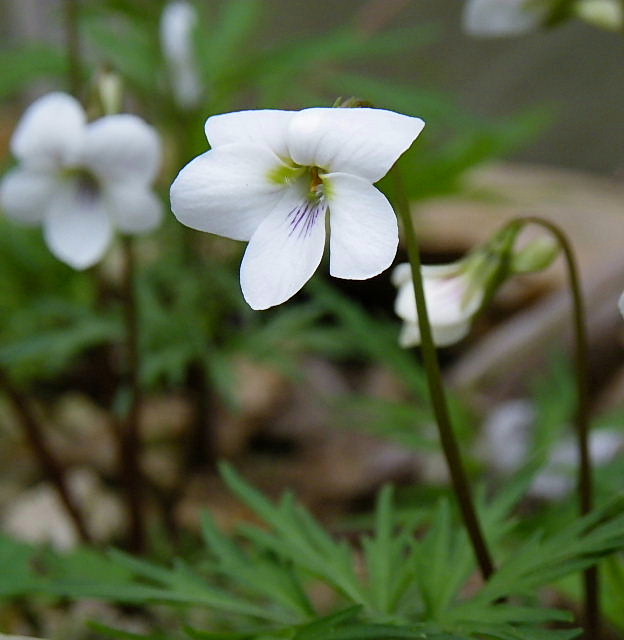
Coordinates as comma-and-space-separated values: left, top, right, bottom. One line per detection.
0, 0, 623, 636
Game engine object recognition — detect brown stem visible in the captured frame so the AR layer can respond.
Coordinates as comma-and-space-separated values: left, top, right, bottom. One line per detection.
62, 0, 82, 97
119, 236, 146, 553
0, 369, 91, 543
393, 168, 495, 580
513, 216, 597, 639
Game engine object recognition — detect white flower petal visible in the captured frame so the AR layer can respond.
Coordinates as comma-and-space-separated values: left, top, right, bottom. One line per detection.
0, 167, 58, 225
287, 108, 425, 183
463, 0, 544, 36
205, 110, 295, 159
170, 143, 297, 241
391, 262, 412, 287
43, 185, 113, 269
619, 291, 624, 318
11, 92, 85, 169
325, 172, 398, 280
82, 114, 161, 185
104, 184, 163, 234
240, 197, 327, 310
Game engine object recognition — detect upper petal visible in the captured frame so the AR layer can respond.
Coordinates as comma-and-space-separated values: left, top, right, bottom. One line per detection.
170, 143, 300, 241
43, 184, 113, 269
287, 108, 425, 183
11, 92, 86, 169
326, 172, 398, 280
240, 197, 327, 310
82, 114, 162, 186
0, 167, 58, 225
205, 110, 295, 159
103, 184, 163, 234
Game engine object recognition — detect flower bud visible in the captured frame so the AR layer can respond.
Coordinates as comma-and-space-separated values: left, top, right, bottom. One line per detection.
96, 69, 123, 116
511, 235, 559, 274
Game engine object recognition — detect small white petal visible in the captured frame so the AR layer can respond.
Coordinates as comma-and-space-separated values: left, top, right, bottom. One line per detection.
0, 167, 58, 225
205, 110, 295, 159
240, 197, 327, 310
399, 317, 472, 348
325, 172, 398, 280
287, 108, 425, 183
43, 184, 113, 269
82, 115, 161, 185
463, 0, 544, 36
171, 143, 297, 241
104, 184, 163, 234
11, 92, 85, 169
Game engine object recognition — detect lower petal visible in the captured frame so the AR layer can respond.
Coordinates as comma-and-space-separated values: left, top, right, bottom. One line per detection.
104, 184, 163, 234
240, 197, 327, 310
0, 167, 58, 225
325, 172, 398, 280
43, 185, 113, 269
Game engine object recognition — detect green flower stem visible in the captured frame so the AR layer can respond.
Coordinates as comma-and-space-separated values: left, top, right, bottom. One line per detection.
512, 216, 597, 639
120, 236, 146, 553
63, 0, 82, 97
393, 169, 495, 580
0, 369, 92, 543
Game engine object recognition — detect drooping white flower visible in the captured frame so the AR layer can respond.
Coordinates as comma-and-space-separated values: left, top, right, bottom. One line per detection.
160, 1, 202, 109
170, 107, 425, 310
463, 0, 546, 36
392, 261, 484, 347
0, 92, 163, 269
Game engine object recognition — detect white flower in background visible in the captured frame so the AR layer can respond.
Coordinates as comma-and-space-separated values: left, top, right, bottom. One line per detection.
463, 0, 546, 36
0, 92, 162, 269
619, 291, 624, 318
160, 0, 202, 109
392, 261, 484, 347
530, 429, 624, 500
170, 107, 425, 310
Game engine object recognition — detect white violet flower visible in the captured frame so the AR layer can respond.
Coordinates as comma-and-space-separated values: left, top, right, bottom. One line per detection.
392, 261, 484, 347
160, 0, 202, 110
463, 0, 546, 36
0, 92, 163, 269
170, 107, 425, 310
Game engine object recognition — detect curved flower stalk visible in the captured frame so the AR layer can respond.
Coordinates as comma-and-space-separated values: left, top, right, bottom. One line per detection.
462, 0, 547, 36
0, 92, 163, 270
160, 1, 203, 110
171, 107, 425, 310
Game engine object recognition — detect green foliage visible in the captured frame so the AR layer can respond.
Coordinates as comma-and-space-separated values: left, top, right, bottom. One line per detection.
5, 467, 624, 639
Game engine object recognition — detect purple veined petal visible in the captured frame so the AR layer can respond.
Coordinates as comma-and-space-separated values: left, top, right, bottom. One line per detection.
170, 142, 304, 241
324, 172, 398, 280
0, 167, 59, 225
11, 92, 86, 170
43, 182, 113, 270
82, 114, 162, 186
240, 195, 328, 310
287, 108, 425, 183
205, 109, 296, 159
103, 183, 163, 234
